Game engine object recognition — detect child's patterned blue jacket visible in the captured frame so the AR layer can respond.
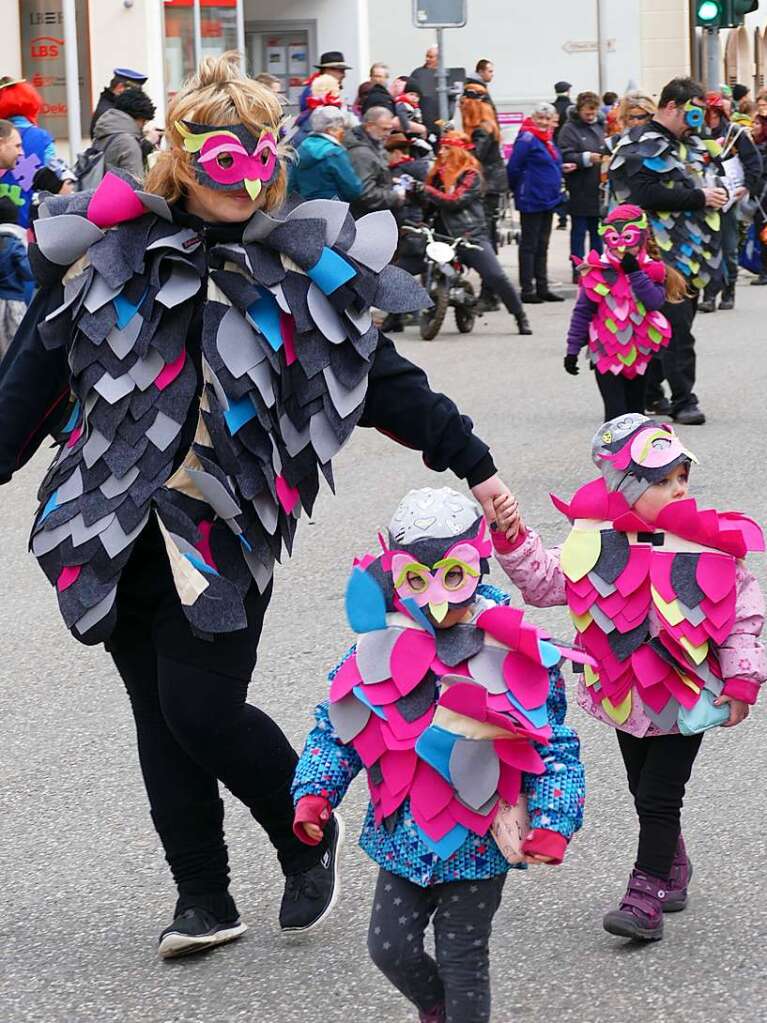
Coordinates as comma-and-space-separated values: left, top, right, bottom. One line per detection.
292, 585, 586, 887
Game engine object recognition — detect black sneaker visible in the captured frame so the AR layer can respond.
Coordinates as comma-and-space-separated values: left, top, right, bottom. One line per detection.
158, 906, 247, 959
279, 814, 344, 936
673, 403, 706, 426
645, 397, 672, 416
538, 291, 565, 302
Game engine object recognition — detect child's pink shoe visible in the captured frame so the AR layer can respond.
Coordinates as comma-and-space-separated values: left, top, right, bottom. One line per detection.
603, 869, 665, 941
663, 835, 693, 913
419, 1006, 446, 1023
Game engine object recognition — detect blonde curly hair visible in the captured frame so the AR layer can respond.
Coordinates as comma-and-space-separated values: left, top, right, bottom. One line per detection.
144, 52, 290, 210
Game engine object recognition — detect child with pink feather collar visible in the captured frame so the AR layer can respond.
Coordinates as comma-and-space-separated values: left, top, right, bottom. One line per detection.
492, 413, 765, 945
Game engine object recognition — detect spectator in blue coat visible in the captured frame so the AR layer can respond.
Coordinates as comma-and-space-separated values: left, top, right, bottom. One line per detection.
0, 196, 34, 358
290, 108, 362, 202
507, 102, 570, 302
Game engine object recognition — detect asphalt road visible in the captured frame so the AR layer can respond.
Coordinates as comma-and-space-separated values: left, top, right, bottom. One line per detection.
1, 240, 766, 1023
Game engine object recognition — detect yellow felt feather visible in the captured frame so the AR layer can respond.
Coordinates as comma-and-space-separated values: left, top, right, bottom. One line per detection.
680, 636, 709, 665
602, 690, 632, 725
651, 586, 684, 626
570, 609, 594, 633
584, 664, 600, 687
560, 528, 601, 583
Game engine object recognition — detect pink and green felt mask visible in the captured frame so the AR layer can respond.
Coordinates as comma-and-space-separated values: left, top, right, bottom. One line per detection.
599, 207, 649, 265
176, 119, 280, 200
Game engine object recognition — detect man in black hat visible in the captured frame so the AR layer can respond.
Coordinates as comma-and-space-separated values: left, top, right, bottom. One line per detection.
298, 52, 352, 114
90, 68, 148, 139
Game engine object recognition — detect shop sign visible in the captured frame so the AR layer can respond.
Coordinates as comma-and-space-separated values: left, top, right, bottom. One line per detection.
18, 0, 92, 139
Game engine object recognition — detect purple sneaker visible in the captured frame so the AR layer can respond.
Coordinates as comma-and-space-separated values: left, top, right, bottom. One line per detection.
664, 835, 693, 913
603, 869, 665, 941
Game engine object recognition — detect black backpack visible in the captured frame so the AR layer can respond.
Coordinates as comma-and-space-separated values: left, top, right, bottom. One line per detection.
72, 134, 123, 192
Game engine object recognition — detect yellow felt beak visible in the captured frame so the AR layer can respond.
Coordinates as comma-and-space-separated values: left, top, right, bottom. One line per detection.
429, 601, 449, 622
244, 178, 262, 201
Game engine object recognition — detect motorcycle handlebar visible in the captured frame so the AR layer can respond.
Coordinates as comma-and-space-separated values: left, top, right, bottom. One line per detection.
401, 225, 484, 252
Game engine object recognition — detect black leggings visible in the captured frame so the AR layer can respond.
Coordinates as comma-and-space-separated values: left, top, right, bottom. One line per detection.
367, 869, 506, 1023
595, 370, 647, 420
460, 238, 523, 316
644, 295, 698, 414
616, 730, 703, 880
518, 210, 554, 294
106, 520, 323, 911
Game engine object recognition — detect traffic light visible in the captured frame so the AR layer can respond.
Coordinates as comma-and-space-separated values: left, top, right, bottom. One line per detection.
695, 0, 759, 27
696, 0, 724, 26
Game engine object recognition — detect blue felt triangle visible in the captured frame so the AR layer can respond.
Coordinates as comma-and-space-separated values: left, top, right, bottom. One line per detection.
538, 639, 561, 668
416, 822, 468, 860
414, 725, 458, 784
506, 690, 549, 729
62, 401, 80, 434
400, 596, 435, 636
345, 567, 388, 633
224, 395, 258, 435
40, 490, 59, 522
247, 287, 282, 351
113, 287, 148, 329
307, 247, 356, 295
183, 551, 220, 576
353, 685, 388, 720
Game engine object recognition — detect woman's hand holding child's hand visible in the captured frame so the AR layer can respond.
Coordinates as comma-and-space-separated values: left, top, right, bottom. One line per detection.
714, 695, 750, 728
302, 822, 324, 842
492, 493, 523, 542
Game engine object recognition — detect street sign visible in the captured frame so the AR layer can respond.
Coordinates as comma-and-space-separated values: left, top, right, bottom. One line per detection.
562, 39, 616, 54
412, 0, 467, 29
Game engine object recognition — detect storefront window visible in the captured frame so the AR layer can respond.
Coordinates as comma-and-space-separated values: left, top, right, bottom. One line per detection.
163, 0, 240, 100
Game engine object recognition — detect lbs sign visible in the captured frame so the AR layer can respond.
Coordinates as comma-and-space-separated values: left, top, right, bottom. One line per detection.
19, 0, 92, 138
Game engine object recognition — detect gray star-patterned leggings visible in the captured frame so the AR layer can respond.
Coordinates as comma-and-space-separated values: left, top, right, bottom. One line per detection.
367, 869, 507, 1023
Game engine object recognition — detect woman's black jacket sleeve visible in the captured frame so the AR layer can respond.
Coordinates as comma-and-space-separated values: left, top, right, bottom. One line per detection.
360, 334, 496, 486
0, 285, 70, 483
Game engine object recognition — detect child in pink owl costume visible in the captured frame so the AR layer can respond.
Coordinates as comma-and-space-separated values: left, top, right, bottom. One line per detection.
491, 414, 765, 945
292, 487, 585, 1023
564, 204, 673, 420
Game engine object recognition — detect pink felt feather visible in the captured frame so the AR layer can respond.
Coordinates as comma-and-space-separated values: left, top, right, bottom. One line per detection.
87, 172, 146, 228
389, 629, 435, 696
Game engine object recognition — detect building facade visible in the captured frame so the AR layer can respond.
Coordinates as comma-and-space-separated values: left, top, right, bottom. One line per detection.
2, 0, 767, 152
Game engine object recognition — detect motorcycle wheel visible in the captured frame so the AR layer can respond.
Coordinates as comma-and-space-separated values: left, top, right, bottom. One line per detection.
419, 278, 449, 340
454, 279, 477, 334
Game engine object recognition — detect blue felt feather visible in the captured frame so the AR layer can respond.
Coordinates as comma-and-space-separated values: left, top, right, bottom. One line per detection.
400, 596, 436, 636
224, 395, 258, 434
307, 247, 356, 295
414, 725, 458, 784
345, 567, 388, 633
353, 685, 387, 720
417, 822, 469, 860
247, 287, 283, 351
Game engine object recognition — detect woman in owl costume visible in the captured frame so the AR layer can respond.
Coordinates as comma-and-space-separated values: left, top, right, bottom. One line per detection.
492, 414, 764, 943
0, 55, 512, 958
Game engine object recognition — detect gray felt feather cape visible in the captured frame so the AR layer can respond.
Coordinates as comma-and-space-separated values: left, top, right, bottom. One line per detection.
28, 170, 429, 644
608, 127, 723, 290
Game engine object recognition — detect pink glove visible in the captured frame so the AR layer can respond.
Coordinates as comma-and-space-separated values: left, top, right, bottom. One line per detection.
293, 795, 332, 845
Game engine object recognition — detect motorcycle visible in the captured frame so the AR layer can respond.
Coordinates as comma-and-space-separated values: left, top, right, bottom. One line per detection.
402, 225, 482, 341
